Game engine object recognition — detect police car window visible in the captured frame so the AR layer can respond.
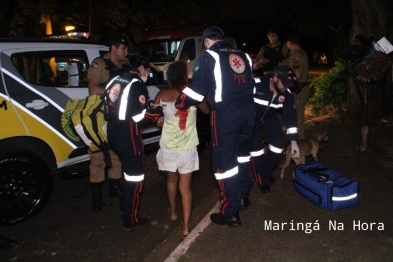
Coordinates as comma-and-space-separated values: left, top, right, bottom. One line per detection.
11, 51, 89, 87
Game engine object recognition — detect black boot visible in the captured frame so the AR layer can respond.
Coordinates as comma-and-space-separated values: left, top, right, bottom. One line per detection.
210, 211, 241, 227
91, 182, 102, 212
108, 179, 122, 198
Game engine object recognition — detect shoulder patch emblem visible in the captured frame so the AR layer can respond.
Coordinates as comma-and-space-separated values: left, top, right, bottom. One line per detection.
293, 64, 300, 69
293, 56, 300, 63
193, 66, 200, 72
278, 96, 285, 103
108, 83, 121, 102
139, 95, 146, 104
91, 62, 98, 68
229, 54, 245, 74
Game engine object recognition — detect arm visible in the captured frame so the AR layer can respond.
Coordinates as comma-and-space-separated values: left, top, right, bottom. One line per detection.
88, 58, 107, 96
253, 46, 267, 70
282, 91, 298, 142
88, 77, 105, 96
197, 99, 210, 114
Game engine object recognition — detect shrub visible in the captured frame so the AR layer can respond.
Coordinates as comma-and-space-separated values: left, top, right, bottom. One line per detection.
309, 61, 348, 116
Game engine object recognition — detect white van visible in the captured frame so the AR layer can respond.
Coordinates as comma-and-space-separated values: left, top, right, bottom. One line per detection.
138, 25, 237, 81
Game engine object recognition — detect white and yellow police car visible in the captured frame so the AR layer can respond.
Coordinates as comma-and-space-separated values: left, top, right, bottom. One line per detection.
0, 38, 165, 225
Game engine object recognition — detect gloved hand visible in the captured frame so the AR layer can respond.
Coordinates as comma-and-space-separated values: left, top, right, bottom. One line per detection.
290, 141, 300, 159
163, 101, 178, 120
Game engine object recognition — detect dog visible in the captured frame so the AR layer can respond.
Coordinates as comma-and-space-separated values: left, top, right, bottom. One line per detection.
279, 130, 328, 179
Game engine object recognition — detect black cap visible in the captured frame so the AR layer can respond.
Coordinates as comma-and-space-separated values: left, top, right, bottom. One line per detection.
203, 26, 225, 40
109, 35, 129, 47
268, 28, 280, 36
274, 66, 296, 88
286, 33, 301, 45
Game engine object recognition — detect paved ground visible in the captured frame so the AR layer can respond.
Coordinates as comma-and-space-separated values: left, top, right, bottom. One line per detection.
164, 112, 393, 262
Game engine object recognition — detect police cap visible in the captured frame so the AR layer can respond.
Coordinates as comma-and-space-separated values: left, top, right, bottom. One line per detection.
110, 35, 130, 47
203, 26, 225, 40
274, 66, 296, 88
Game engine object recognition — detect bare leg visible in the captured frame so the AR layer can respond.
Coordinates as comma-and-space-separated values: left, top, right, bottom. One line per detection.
178, 172, 192, 237
166, 171, 179, 220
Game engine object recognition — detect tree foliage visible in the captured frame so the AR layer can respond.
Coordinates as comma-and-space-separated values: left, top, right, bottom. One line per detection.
309, 61, 348, 116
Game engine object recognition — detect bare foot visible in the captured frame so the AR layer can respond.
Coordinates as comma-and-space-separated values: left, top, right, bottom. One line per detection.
182, 226, 190, 238
168, 208, 177, 221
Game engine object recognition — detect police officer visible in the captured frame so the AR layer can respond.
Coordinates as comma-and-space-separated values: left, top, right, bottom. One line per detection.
105, 49, 162, 231
251, 66, 300, 193
286, 33, 310, 139
164, 26, 255, 227
253, 28, 289, 77
87, 36, 129, 211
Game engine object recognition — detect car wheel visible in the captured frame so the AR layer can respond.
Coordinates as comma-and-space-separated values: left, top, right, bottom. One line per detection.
196, 110, 211, 154
0, 154, 52, 226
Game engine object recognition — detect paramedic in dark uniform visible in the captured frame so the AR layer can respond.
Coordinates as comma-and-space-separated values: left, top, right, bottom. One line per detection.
250, 66, 300, 194
87, 36, 129, 211
164, 26, 255, 227
105, 49, 162, 231
286, 33, 310, 139
253, 28, 289, 77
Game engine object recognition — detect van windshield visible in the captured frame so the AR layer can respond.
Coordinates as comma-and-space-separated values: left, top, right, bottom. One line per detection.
138, 39, 182, 62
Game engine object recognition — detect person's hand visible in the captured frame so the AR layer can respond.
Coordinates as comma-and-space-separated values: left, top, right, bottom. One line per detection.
290, 141, 300, 159
156, 116, 164, 127
261, 58, 270, 64
163, 101, 178, 120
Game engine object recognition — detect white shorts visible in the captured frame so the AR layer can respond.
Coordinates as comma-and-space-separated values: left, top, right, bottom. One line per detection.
156, 147, 199, 174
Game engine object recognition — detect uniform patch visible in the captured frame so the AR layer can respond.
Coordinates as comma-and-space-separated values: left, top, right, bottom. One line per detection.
229, 54, 245, 74
293, 64, 300, 69
278, 96, 285, 103
91, 62, 98, 68
293, 56, 300, 63
139, 95, 146, 104
194, 66, 200, 72
108, 83, 121, 102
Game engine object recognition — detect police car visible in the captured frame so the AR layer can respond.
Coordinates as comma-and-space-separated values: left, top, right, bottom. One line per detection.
0, 38, 210, 226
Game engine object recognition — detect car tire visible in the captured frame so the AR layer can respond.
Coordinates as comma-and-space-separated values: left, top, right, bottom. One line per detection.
0, 153, 53, 226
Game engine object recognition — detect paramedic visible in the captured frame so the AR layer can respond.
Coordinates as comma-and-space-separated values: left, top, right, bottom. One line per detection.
250, 66, 300, 194
105, 49, 162, 231
164, 26, 255, 227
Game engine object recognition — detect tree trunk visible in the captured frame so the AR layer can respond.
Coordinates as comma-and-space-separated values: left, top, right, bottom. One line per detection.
349, 0, 393, 123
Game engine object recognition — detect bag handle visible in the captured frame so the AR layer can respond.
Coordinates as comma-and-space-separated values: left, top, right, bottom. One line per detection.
306, 167, 330, 182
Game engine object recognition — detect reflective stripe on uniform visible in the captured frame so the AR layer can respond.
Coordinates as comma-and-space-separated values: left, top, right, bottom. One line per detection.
182, 87, 204, 102
269, 144, 284, 154
132, 109, 146, 123
254, 98, 283, 109
206, 50, 223, 103
124, 173, 145, 182
119, 79, 140, 120
250, 149, 264, 157
245, 53, 253, 69
215, 166, 238, 180
286, 127, 298, 134
237, 156, 250, 163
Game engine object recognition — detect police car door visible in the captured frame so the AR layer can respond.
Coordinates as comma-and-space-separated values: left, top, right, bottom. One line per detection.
0, 47, 91, 168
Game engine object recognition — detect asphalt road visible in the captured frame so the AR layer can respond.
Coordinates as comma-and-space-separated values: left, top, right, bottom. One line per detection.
1, 146, 218, 261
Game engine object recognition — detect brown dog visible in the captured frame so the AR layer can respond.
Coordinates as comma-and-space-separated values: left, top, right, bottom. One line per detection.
279, 131, 328, 179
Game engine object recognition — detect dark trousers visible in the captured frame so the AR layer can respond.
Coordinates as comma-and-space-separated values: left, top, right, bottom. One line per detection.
108, 120, 145, 226
251, 114, 285, 185
210, 103, 255, 217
